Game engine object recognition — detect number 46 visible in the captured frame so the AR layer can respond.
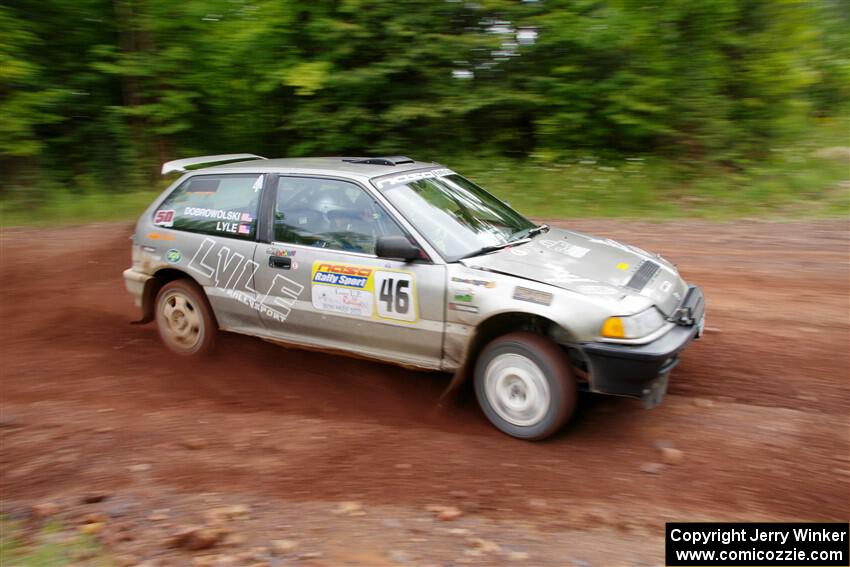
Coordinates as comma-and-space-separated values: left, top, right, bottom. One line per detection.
379, 277, 410, 314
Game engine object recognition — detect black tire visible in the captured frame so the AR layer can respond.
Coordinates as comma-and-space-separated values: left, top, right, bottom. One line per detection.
154, 279, 217, 356
474, 332, 576, 440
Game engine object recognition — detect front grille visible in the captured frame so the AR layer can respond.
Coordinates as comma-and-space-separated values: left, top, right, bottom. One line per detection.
625, 260, 660, 291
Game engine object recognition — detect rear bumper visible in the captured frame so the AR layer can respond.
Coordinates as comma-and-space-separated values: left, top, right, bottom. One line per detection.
579, 285, 705, 407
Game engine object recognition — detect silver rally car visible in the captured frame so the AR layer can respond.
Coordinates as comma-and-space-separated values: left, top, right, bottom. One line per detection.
124, 154, 705, 440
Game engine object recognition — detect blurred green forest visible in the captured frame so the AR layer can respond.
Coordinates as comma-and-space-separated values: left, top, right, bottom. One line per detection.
1, 0, 848, 222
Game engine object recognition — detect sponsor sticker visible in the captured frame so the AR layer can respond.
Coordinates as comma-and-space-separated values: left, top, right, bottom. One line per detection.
449, 302, 479, 314
374, 168, 454, 189
453, 291, 474, 303
513, 286, 553, 306
311, 262, 417, 322
312, 263, 372, 289
266, 247, 297, 257
165, 249, 182, 264
153, 209, 175, 227
450, 276, 496, 288
313, 285, 374, 318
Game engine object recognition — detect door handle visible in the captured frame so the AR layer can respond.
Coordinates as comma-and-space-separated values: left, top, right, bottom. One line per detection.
269, 256, 291, 269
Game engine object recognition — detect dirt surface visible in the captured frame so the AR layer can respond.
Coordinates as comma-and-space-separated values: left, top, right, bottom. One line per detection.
1, 219, 848, 566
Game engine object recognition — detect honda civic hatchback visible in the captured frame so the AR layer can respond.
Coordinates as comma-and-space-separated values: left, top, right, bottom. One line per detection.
124, 154, 705, 440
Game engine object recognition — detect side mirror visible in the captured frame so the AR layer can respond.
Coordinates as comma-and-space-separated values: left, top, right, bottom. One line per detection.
376, 235, 421, 261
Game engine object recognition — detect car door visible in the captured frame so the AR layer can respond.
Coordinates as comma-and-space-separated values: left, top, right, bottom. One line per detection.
251, 174, 446, 369
149, 172, 265, 333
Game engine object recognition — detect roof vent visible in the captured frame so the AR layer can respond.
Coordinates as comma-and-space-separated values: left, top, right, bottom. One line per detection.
342, 156, 415, 166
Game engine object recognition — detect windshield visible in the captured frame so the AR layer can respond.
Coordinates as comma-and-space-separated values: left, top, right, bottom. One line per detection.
378, 172, 535, 261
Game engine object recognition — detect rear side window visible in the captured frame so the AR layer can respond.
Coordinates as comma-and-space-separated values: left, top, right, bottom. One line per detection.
153, 174, 263, 240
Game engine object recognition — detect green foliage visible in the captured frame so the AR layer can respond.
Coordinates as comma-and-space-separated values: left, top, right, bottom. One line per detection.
0, 0, 847, 208
458, 116, 850, 220
0, 6, 61, 159
3, 118, 846, 225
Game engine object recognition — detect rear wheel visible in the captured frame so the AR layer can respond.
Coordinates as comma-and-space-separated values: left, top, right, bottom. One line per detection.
474, 332, 576, 440
154, 279, 216, 356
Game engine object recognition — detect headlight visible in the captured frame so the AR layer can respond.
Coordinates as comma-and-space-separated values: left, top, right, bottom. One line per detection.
601, 308, 665, 339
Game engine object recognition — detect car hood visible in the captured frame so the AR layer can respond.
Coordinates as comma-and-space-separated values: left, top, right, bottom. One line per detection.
459, 227, 687, 316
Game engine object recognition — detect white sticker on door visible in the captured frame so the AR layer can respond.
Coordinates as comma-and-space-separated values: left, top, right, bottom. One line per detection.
374, 270, 416, 322
310, 262, 418, 323
312, 285, 373, 317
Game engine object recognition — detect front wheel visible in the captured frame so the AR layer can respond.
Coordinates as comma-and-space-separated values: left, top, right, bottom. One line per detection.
154, 279, 216, 356
474, 332, 576, 440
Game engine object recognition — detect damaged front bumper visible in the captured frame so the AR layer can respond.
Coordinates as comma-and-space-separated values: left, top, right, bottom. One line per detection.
579, 285, 705, 408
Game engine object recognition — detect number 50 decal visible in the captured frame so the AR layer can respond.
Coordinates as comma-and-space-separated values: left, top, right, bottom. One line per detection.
374, 271, 417, 322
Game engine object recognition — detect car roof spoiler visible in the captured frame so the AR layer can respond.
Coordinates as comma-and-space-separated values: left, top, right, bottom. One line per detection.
161, 154, 267, 175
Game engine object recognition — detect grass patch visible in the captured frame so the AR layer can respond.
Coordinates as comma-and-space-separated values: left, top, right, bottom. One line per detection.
0, 190, 161, 227
453, 117, 849, 220
0, 517, 113, 566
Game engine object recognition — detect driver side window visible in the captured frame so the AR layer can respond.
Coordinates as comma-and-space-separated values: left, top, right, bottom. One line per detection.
274, 176, 406, 255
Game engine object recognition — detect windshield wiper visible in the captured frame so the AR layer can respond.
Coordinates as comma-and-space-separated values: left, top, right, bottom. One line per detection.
525, 223, 549, 238
457, 224, 546, 261
528, 223, 549, 238
458, 238, 531, 260
511, 224, 549, 242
